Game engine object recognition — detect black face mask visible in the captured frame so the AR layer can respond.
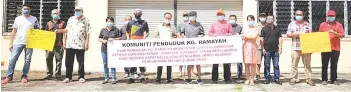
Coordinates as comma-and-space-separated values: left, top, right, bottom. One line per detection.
135, 14, 141, 19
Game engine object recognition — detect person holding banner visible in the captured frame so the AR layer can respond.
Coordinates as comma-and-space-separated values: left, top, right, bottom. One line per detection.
181, 11, 205, 85
155, 12, 179, 84
126, 8, 149, 84
209, 9, 233, 84
2, 4, 39, 84
319, 10, 345, 86
286, 10, 315, 86
55, 5, 91, 83
99, 17, 122, 84
229, 14, 244, 81
256, 13, 266, 80
120, 15, 132, 78
242, 15, 260, 86
43, 9, 66, 80
260, 14, 282, 85
177, 12, 191, 77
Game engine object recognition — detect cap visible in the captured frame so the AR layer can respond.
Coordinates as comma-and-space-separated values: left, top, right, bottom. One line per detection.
189, 11, 197, 16
183, 12, 188, 17
135, 8, 142, 13
216, 9, 225, 16
259, 13, 267, 17
75, 5, 83, 11
327, 10, 336, 16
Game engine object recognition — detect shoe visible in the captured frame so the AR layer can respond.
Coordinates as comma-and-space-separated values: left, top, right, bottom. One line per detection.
2, 78, 12, 84
167, 80, 174, 84
155, 79, 162, 84
255, 75, 260, 80
331, 81, 340, 86
44, 75, 53, 80
185, 79, 192, 84
274, 80, 282, 85
250, 80, 255, 86
123, 74, 129, 78
307, 80, 316, 86
54, 76, 62, 81
128, 78, 135, 84
212, 81, 218, 84
21, 78, 29, 83
134, 74, 139, 79
225, 80, 232, 83
244, 80, 250, 85
102, 80, 108, 84
289, 80, 297, 85
111, 80, 117, 84
140, 78, 146, 84
321, 81, 328, 85
63, 78, 71, 83
79, 78, 86, 83
263, 80, 270, 84
197, 79, 204, 85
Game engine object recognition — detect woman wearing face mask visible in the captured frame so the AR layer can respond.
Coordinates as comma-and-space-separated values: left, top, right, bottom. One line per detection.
242, 15, 260, 86
98, 17, 122, 84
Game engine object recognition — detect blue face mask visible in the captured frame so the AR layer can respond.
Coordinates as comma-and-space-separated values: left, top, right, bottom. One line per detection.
107, 22, 113, 28
259, 18, 266, 22
295, 16, 303, 21
75, 11, 82, 17
327, 17, 336, 22
23, 10, 30, 15
51, 14, 60, 19
248, 21, 255, 26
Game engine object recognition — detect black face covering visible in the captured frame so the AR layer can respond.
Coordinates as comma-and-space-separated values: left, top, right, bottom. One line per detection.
134, 14, 141, 19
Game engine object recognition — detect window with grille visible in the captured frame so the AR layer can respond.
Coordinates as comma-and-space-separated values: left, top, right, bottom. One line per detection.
4, 0, 75, 33
329, 1, 344, 28
348, 1, 351, 35
258, 1, 273, 17
311, 1, 326, 32
276, 1, 291, 34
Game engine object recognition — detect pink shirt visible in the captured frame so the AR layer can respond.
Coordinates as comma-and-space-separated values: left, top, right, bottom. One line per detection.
209, 21, 232, 36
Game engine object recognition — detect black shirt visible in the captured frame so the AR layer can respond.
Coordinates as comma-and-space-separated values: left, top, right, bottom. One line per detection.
98, 26, 122, 52
260, 25, 282, 52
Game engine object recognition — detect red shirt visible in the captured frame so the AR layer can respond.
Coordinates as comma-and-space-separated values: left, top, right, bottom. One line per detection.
319, 21, 345, 51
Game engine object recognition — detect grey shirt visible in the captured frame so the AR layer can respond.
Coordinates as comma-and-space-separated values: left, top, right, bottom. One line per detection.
120, 24, 128, 40
181, 21, 204, 38
231, 24, 243, 35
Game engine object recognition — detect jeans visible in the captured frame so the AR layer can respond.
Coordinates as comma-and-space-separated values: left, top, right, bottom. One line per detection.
65, 49, 85, 80
264, 51, 280, 80
45, 46, 64, 76
212, 63, 231, 81
102, 52, 116, 80
237, 63, 243, 78
321, 50, 340, 81
124, 67, 130, 75
7, 44, 33, 79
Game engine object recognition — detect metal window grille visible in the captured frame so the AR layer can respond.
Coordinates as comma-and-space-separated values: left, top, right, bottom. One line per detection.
276, 1, 291, 34
312, 1, 326, 32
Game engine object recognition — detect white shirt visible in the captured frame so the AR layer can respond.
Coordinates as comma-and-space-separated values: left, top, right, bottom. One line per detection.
12, 15, 38, 44
156, 23, 177, 39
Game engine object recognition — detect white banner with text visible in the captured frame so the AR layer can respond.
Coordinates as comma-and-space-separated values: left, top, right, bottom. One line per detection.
107, 36, 243, 67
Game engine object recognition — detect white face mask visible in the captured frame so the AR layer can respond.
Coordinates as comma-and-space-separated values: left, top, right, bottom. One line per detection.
217, 16, 225, 21
125, 21, 130, 24
164, 19, 170, 24
248, 21, 255, 26
183, 17, 189, 22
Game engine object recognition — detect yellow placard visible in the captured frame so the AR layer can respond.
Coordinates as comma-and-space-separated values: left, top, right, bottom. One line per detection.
26, 29, 56, 51
131, 25, 139, 35
300, 32, 331, 53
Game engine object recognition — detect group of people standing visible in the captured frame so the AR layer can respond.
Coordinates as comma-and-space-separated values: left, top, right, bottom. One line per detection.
2, 4, 344, 87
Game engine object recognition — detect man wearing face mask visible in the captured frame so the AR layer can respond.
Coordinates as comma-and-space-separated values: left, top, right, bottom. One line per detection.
181, 11, 205, 85
155, 12, 179, 84
228, 14, 244, 81
260, 14, 282, 85
319, 10, 345, 86
126, 8, 149, 84
209, 9, 233, 83
43, 9, 66, 81
120, 15, 132, 78
287, 10, 315, 86
2, 4, 39, 84
55, 5, 92, 83
256, 13, 266, 80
